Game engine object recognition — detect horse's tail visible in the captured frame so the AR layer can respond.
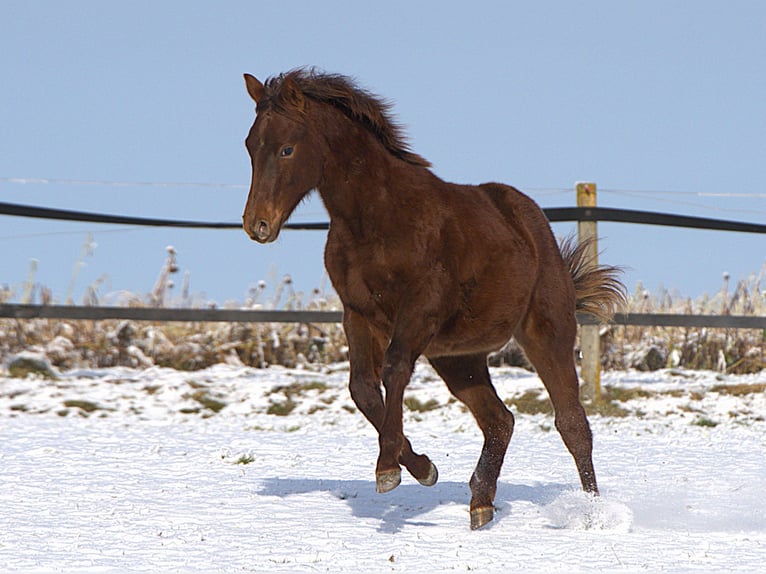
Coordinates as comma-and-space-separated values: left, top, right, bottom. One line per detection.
559, 235, 626, 323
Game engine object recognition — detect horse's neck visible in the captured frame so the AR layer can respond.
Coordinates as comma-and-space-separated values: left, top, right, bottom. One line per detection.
317, 128, 400, 216
313, 105, 435, 238
320, 159, 428, 234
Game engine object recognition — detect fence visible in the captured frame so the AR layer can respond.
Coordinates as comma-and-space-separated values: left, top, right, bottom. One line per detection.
2, 193, 763, 329
3, 200, 766, 233
0, 303, 763, 329
1, 188, 764, 399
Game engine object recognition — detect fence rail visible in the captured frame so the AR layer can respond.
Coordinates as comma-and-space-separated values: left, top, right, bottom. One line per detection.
1, 199, 764, 335
3, 192, 764, 397
1, 304, 763, 329
2, 201, 766, 234
0, 304, 343, 324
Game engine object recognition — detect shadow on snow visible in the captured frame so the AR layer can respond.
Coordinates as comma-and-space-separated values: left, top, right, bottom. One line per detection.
257, 477, 569, 533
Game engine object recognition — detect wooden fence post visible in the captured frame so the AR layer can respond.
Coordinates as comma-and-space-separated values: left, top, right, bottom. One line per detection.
576, 182, 601, 404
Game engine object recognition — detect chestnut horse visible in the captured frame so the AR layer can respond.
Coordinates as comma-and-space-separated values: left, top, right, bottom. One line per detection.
241, 68, 624, 529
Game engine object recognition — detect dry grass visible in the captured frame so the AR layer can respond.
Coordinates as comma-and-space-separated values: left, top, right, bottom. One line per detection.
1, 250, 764, 375
600, 264, 766, 374
0, 314, 349, 372
505, 390, 553, 415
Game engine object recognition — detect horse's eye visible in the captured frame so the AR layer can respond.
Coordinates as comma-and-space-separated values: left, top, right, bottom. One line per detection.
280, 145, 294, 158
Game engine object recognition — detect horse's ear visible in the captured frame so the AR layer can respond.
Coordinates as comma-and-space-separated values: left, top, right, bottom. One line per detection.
244, 73, 264, 103
281, 76, 305, 112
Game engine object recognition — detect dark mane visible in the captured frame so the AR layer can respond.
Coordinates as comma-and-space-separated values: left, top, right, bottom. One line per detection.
262, 68, 431, 168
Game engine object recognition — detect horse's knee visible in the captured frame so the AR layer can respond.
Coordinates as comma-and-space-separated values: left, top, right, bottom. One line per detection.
381, 351, 413, 387
349, 378, 376, 407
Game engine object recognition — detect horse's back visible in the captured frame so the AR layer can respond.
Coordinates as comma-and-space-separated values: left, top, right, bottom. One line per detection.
478, 182, 574, 280
479, 183, 557, 251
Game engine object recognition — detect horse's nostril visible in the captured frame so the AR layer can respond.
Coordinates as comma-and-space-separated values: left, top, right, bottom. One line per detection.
255, 220, 271, 242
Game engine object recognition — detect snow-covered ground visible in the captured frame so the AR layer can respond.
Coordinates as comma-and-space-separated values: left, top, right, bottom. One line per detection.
1, 362, 765, 572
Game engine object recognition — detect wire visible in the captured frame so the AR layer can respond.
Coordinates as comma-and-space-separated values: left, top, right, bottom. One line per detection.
600, 188, 766, 217
3, 177, 764, 199
0, 177, 248, 190
3, 177, 764, 218
602, 187, 766, 198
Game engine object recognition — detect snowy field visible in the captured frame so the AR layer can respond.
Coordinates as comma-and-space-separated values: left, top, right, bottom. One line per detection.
1, 362, 765, 572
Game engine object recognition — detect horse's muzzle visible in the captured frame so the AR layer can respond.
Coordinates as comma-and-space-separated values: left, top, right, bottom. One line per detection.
246, 219, 277, 243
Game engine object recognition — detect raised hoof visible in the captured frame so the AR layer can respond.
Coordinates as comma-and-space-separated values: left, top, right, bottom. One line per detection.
416, 462, 439, 487
470, 506, 494, 530
376, 469, 402, 493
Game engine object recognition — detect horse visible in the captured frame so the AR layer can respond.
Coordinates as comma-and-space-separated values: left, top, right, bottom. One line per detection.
241, 68, 625, 530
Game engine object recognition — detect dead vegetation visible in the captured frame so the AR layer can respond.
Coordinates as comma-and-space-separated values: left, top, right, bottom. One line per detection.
1, 254, 764, 376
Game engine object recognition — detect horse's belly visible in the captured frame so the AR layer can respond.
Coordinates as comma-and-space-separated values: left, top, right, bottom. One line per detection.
426, 334, 511, 358
426, 305, 523, 358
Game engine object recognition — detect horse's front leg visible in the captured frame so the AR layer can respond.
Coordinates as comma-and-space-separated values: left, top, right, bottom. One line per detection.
344, 309, 437, 490
375, 317, 438, 493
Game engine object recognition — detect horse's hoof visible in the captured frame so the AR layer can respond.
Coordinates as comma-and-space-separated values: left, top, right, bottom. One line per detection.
376, 469, 401, 493
417, 462, 439, 487
470, 506, 494, 530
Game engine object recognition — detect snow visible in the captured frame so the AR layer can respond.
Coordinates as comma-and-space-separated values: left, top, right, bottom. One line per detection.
1, 363, 765, 572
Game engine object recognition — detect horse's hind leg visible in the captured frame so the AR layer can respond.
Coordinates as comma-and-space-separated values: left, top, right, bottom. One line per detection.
344, 310, 438, 489
429, 353, 515, 530
515, 300, 598, 494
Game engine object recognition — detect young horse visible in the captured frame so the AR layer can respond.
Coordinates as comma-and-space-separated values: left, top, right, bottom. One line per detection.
241, 68, 625, 529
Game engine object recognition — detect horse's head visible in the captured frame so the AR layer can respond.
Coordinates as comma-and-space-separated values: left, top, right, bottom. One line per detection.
242, 73, 323, 243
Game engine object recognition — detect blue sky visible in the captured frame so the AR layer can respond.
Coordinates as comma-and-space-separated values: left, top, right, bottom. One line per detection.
1, 1, 764, 306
